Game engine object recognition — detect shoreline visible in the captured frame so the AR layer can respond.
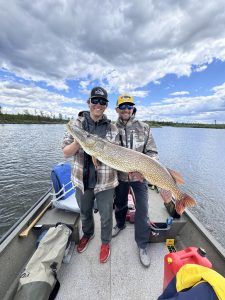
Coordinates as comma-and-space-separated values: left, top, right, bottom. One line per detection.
0, 114, 224, 128
1, 121, 224, 129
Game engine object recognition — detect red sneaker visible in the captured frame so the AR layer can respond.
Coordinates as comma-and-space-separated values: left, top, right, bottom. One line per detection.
100, 244, 110, 263
77, 235, 94, 253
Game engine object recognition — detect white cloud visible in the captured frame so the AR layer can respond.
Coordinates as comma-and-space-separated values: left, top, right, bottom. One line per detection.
212, 82, 225, 95
1, 79, 224, 123
0, 80, 84, 117
170, 91, 190, 96
1, 0, 225, 92
194, 65, 208, 72
128, 79, 225, 123
120, 90, 149, 98
0, 0, 225, 123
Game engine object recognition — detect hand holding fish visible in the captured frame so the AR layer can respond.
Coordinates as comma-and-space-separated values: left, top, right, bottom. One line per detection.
158, 188, 173, 204
129, 172, 145, 182
63, 138, 81, 158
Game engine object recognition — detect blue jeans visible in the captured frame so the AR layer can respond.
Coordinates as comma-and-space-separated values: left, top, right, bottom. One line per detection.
114, 180, 151, 249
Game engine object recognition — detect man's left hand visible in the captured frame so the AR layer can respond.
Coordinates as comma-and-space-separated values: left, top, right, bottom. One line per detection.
128, 172, 145, 182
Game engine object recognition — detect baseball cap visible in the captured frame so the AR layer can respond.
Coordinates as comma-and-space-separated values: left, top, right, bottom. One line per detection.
90, 87, 108, 101
116, 95, 135, 107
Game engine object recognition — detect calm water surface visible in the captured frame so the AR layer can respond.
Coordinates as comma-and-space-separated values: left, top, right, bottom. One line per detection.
0, 124, 225, 248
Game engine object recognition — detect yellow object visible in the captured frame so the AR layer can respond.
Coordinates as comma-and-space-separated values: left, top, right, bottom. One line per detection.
116, 95, 135, 106
167, 257, 173, 264
166, 239, 177, 252
19, 202, 52, 238
176, 264, 225, 300
166, 239, 175, 247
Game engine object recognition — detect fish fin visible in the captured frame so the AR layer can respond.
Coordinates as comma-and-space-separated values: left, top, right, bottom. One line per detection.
167, 168, 185, 185
175, 193, 196, 215
92, 156, 98, 169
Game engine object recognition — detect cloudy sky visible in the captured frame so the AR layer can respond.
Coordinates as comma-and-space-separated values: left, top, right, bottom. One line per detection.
1, 0, 225, 123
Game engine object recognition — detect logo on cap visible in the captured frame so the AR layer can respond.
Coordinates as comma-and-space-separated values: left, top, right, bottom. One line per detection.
95, 89, 104, 96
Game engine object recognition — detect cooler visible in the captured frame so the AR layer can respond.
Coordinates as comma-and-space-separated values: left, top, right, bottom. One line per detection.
163, 247, 212, 290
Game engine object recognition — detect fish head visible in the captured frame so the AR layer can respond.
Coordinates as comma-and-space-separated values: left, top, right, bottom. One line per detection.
66, 123, 104, 156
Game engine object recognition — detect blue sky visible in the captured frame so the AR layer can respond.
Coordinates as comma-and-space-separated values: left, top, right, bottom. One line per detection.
0, 0, 225, 123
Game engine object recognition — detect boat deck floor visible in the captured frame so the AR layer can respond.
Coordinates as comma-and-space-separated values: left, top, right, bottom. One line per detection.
56, 216, 168, 300
56, 189, 172, 300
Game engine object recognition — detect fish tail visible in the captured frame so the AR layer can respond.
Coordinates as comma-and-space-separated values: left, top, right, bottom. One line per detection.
175, 193, 196, 215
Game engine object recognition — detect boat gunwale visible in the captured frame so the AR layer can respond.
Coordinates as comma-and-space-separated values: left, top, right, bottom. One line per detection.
183, 208, 225, 258
0, 188, 52, 253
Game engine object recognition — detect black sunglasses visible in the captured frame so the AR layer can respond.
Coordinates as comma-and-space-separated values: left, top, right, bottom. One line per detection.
90, 98, 108, 106
118, 104, 134, 110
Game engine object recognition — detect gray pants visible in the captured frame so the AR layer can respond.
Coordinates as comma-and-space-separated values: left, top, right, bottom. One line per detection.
76, 188, 114, 244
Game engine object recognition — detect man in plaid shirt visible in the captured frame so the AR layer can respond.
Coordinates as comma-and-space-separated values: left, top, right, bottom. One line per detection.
63, 87, 119, 263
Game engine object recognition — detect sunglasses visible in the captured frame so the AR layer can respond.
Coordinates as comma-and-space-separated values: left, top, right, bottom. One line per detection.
118, 104, 134, 110
90, 98, 107, 106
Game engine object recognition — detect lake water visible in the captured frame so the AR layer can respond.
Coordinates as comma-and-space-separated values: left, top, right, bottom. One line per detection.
0, 124, 225, 248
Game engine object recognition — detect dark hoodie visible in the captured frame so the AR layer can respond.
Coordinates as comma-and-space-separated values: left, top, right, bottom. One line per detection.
78, 111, 111, 190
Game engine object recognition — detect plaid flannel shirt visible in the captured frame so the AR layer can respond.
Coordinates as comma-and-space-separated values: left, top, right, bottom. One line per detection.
62, 115, 119, 194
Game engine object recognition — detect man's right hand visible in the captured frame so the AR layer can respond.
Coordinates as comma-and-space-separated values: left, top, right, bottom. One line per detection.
63, 140, 80, 158
158, 188, 173, 203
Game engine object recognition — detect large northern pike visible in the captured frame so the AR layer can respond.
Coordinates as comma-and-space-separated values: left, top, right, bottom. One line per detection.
66, 122, 196, 214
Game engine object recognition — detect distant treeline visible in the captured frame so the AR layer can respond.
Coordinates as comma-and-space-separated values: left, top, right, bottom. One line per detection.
0, 112, 224, 129
0, 113, 68, 124
145, 120, 225, 129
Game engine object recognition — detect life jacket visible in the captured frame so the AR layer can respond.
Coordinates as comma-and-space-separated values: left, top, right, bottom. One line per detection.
158, 264, 225, 300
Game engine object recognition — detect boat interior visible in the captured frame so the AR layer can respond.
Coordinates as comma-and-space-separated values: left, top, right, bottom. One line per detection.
1, 187, 225, 300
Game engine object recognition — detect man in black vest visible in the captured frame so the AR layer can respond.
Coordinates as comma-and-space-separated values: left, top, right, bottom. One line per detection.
63, 87, 119, 263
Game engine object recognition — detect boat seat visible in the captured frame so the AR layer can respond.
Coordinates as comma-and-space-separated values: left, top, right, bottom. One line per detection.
35, 162, 81, 243
51, 182, 80, 213
50, 162, 80, 213
35, 206, 80, 244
